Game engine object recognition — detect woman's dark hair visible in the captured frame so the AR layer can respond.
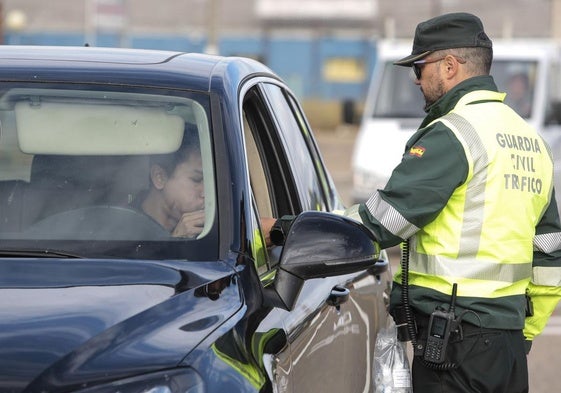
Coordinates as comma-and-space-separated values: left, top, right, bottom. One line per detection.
150, 122, 200, 175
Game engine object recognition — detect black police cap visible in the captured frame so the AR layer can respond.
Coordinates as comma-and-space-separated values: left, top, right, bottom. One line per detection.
394, 12, 492, 66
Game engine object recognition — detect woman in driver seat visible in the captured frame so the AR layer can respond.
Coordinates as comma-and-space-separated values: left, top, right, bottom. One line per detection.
138, 125, 205, 238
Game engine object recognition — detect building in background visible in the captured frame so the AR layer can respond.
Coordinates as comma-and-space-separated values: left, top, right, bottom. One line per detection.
2, 0, 560, 128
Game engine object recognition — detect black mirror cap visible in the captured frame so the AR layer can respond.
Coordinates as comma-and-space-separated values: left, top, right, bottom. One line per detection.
279, 211, 379, 279
271, 211, 379, 311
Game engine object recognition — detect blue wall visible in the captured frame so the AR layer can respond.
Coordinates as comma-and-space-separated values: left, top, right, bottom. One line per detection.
4, 32, 376, 103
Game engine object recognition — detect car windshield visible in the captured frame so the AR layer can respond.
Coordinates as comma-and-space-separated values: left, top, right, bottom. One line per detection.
372, 59, 537, 119
0, 83, 217, 260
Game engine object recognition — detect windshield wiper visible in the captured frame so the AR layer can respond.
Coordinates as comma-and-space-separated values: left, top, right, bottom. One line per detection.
0, 249, 84, 258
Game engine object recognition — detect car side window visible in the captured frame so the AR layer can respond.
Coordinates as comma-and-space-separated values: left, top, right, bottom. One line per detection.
243, 111, 272, 275
242, 86, 298, 274
260, 83, 329, 211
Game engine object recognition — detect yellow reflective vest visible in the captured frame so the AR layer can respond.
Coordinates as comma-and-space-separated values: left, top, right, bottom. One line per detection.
409, 90, 553, 302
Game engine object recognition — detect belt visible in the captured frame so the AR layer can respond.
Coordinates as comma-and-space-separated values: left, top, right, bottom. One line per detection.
414, 311, 513, 341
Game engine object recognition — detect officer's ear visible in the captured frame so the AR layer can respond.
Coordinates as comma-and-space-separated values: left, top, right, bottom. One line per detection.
442, 54, 466, 85
443, 55, 458, 74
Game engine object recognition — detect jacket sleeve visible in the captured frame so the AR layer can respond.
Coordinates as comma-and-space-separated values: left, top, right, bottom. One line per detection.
524, 191, 561, 341
356, 123, 469, 249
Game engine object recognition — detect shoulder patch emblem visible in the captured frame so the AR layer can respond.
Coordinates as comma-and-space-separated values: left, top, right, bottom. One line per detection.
409, 145, 426, 157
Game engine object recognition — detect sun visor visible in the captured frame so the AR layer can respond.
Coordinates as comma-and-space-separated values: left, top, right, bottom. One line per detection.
15, 101, 185, 155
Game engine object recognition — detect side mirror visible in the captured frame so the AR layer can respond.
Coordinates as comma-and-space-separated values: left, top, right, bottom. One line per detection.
269, 211, 386, 311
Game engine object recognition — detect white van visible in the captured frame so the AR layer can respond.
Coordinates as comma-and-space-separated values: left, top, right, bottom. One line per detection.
352, 39, 561, 213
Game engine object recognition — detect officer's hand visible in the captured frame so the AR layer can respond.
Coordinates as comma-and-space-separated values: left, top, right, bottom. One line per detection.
260, 217, 277, 247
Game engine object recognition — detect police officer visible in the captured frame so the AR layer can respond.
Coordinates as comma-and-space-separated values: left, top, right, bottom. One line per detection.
344, 12, 561, 392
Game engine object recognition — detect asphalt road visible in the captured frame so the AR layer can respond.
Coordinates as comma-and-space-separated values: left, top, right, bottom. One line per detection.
315, 126, 561, 393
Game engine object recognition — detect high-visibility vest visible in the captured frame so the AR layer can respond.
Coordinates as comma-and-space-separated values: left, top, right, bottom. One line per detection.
408, 90, 554, 300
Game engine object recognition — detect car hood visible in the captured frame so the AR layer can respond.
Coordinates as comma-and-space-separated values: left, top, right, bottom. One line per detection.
0, 258, 241, 392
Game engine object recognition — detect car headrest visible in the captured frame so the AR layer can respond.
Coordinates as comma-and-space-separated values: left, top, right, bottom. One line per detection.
30, 155, 150, 202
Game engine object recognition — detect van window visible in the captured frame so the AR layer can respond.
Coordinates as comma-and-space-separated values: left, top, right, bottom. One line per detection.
492, 60, 537, 119
372, 62, 425, 118
372, 59, 538, 120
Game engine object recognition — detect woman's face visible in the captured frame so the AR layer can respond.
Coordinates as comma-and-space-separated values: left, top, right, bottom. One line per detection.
162, 150, 205, 221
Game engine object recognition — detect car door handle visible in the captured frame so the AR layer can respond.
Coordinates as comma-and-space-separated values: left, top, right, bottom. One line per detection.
326, 285, 350, 309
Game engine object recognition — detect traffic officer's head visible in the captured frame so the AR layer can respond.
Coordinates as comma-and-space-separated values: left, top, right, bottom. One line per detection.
396, 13, 494, 111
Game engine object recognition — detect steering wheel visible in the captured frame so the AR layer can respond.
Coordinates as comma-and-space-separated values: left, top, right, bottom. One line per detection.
25, 205, 171, 240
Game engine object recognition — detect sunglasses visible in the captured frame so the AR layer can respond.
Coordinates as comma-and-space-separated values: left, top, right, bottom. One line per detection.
412, 55, 466, 80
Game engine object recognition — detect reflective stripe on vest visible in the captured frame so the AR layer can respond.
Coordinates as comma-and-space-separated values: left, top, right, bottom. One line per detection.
532, 231, 561, 285
534, 231, 561, 254
533, 265, 561, 286
365, 192, 419, 239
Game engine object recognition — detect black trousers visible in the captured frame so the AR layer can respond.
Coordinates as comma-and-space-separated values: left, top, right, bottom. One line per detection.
412, 319, 528, 393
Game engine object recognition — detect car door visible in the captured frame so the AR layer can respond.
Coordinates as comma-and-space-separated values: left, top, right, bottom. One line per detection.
240, 79, 391, 393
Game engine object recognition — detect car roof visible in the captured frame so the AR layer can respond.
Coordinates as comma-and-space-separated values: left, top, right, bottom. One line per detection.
0, 45, 278, 92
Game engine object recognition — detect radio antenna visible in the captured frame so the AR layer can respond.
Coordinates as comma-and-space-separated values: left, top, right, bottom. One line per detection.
449, 283, 458, 314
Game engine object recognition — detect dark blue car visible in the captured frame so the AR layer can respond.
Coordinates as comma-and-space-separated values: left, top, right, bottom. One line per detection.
0, 46, 392, 392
